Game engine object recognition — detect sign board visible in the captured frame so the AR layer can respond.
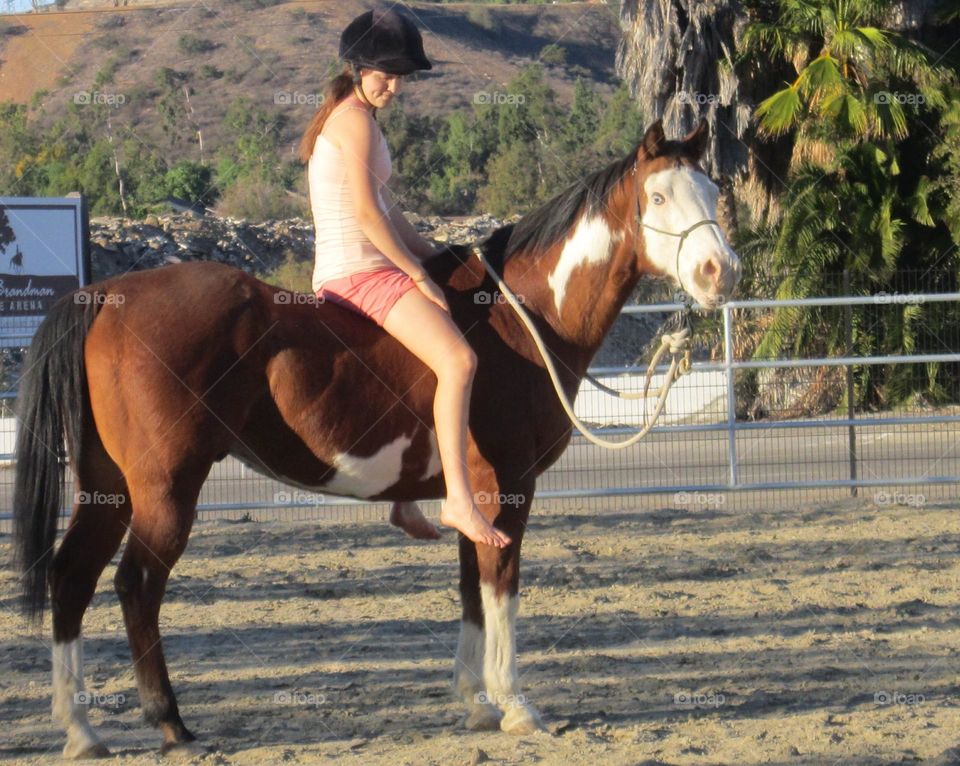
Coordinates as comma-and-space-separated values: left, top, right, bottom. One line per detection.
0, 196, 90, 347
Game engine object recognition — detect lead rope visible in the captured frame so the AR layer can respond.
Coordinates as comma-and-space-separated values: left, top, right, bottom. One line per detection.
471, 245, 694, 449
585, 312, 692, 430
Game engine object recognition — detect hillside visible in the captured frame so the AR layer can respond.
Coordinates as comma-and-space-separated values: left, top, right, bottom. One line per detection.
0, 0, 622, 159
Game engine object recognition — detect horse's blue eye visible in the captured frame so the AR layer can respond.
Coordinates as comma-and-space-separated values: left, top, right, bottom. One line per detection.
652, 193, 665, 205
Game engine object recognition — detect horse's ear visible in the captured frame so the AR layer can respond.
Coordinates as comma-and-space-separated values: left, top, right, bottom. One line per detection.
638, 120, 666, 160
682, 119, 709, 160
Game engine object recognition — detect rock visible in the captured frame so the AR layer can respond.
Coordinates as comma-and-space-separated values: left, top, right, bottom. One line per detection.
466, 747, 489, 765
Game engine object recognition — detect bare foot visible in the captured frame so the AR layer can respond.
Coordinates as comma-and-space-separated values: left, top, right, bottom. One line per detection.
389, 501, 442, 540
440, 497, 512, 548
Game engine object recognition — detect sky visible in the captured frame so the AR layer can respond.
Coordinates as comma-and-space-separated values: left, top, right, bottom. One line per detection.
1, 0, 55, 14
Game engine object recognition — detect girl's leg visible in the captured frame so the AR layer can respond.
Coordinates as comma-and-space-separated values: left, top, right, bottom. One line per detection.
389, 501, 441, 540
383, 289, 511, 548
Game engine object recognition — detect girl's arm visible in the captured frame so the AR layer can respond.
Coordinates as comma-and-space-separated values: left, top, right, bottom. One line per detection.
380, 184, 439, 260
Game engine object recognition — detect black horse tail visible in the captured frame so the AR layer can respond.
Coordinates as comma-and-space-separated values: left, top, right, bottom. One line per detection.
13, 290, 100, 624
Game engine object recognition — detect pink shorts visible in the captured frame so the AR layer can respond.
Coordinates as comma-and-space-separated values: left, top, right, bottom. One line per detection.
315, 266, 417, 327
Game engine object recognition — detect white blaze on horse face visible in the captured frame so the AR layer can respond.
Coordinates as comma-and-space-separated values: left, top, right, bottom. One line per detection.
52, 638, 105, 757
640, 166, 738, 305
322, 433, 412, 498
548, 215, 614, 319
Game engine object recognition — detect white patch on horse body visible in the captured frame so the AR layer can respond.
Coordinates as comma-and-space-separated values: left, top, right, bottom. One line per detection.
52, 638, 104, 757
548, 215, 614, 318
321, 434, 412, 498
232, 434, 414, 498
480, 582, 521, 708
640, 167, 726, 286
421, 430, 442, 481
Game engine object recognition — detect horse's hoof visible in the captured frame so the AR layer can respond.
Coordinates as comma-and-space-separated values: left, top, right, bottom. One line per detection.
62, 740, 110, 759
500, 704, 546, 735
160, 740, 206, 759
463, 704, 502, 731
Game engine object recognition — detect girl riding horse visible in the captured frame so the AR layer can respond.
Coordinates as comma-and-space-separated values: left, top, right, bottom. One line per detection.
300, 9, 510, 549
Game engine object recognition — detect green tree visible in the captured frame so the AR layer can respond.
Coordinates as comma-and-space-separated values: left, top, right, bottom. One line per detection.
429, 111, 483, 213
0, 103, 40, 196
161, 160, 216, 206
154, 67, 190, 147
379, 104, 442, 213
477, 141, 541, 218
745, 0, 947, 142
594, 82, 645, 159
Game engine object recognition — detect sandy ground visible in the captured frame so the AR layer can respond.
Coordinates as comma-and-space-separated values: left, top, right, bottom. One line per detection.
1, 498, 959, 765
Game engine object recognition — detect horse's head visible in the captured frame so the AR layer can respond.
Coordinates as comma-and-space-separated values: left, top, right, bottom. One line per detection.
632, 120, 741, 308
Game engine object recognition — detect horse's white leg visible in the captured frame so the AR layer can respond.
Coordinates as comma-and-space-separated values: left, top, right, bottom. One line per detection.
480, 582, 545, 734
454, 618, 501, 730
52, 636, 109, 759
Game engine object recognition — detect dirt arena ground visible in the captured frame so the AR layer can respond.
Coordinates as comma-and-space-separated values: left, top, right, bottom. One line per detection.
1, 498, 958, 765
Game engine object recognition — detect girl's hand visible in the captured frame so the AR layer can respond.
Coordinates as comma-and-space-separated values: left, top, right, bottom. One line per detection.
414, 275, 449, 312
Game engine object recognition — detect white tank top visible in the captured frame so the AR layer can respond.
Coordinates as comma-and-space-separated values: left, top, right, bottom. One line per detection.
309, 103, 393, 292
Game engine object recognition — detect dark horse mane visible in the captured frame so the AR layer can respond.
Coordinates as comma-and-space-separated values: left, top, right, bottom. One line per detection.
473, 145, 640, 272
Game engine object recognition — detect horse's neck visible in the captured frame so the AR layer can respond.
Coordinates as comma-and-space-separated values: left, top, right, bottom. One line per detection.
501, 219, 641, 377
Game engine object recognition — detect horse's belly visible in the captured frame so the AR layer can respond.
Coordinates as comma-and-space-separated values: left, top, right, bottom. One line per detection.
230, 428, 442, 500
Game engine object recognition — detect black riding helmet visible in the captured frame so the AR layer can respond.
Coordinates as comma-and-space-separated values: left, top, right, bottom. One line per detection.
339, 7, 433, 76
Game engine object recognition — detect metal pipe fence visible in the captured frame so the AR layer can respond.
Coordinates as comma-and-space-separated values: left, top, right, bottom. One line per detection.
1, 287, 958, 527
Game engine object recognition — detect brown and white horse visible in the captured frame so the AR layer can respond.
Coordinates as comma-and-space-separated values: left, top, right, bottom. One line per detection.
12, 121, 740, 757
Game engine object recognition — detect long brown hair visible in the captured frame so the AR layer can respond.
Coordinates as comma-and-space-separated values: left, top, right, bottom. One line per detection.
298, 64, 378, 164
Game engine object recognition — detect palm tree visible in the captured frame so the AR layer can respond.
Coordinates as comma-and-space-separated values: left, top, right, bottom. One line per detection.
743, 0, 948, 151
615, 0, 761, 231
736, 1, 960, 410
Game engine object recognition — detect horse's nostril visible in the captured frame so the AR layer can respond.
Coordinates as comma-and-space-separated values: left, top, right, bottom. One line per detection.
699, 257, 721, 286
